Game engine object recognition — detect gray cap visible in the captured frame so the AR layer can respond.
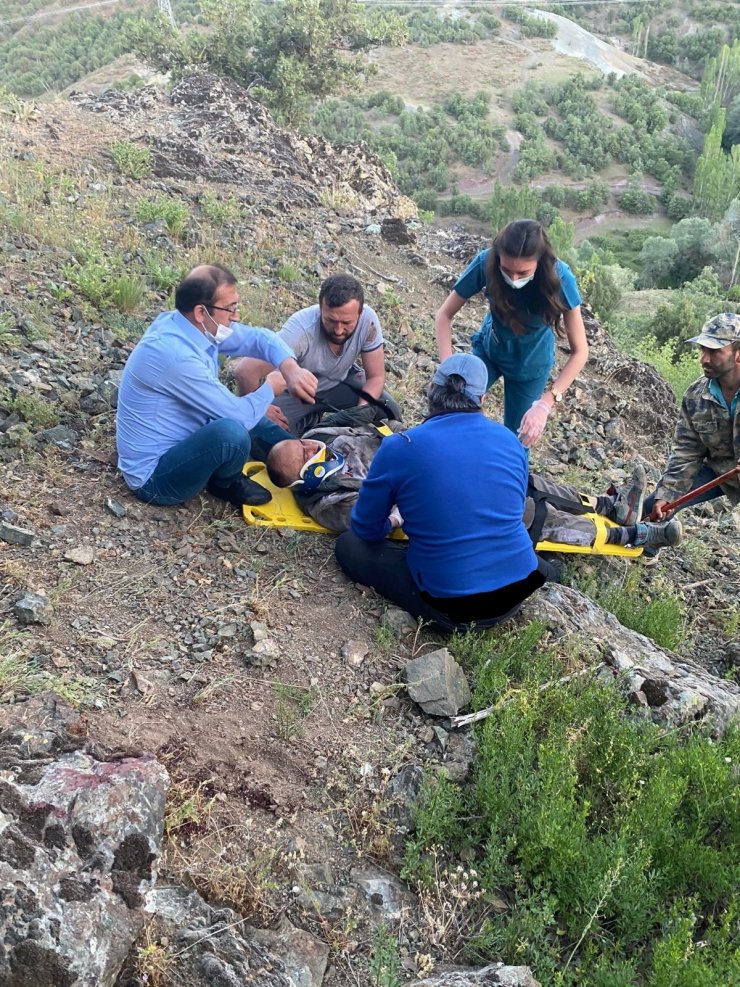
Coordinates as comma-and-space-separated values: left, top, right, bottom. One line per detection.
432, 354, 488, 405
687, 312, 740, 349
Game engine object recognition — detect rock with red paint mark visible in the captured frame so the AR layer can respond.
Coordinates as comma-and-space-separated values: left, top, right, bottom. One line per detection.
0, 694, 169, 987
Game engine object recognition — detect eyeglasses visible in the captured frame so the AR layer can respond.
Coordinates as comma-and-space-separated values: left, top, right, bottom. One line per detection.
204, 303, 239, 315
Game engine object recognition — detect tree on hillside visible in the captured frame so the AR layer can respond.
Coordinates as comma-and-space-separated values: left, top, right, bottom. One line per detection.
723, 93, 740, 151
128, 0, 405, 125
718, 199, 740, 288
700, 40, 740, 113
639, 236, 679, 289
672, 218, 719, 284
693, 107, 740, 220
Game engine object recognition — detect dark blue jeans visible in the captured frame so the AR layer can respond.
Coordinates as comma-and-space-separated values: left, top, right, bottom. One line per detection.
643, 464, 723, 519
134, 417, 289, 506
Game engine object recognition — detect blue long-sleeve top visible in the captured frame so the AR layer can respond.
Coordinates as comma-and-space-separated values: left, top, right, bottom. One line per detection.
116, 310, 294, 489
350, 412, 538, 597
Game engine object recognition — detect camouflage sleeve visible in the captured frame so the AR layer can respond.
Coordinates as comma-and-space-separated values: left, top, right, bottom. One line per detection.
654, 389, 706, 502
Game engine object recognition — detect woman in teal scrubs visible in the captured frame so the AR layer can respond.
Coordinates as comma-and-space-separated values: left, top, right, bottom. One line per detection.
434, 219, 588, 447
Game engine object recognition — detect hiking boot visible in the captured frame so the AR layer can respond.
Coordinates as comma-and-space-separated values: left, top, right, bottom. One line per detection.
608, 464, 647, 526
632, 517, 682, 549
640, 547, 663, 566
207, 475, 272, 507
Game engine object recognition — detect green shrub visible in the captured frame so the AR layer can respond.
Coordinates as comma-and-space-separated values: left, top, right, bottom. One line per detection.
63, 257, 109, 308
403, 622, 740, 985
0, 312, 17, 350
108, 275, 145, 313
633, 336, 702, 402
590, 575, 686, 651
618, 184, 658, 216
7, 393, 60, 429
134, 197, 189, 239
200, 191, 241, 224
141, 253, 185, 294
109, 141, 152, 179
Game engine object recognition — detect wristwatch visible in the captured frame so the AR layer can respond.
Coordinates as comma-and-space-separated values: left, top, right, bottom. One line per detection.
549, 389, 563, 404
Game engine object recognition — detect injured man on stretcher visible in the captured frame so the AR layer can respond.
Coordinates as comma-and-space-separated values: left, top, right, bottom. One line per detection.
265, 409, 683, 552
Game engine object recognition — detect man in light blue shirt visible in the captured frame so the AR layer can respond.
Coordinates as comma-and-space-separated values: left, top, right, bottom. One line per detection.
116, 263, 317, 507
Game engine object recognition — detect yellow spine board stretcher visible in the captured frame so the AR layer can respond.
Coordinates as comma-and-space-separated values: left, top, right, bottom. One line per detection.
242, 463, 642, 558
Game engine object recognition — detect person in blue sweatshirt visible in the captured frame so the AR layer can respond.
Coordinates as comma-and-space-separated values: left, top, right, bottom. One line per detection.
334, 353, 546, 629
333, 354, 681, 630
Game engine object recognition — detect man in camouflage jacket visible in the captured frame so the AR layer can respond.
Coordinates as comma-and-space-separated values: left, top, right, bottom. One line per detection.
648, 313, 740, 520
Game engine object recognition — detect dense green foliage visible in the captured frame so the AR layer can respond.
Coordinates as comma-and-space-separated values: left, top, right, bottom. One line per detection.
0, 0, 198, 97
502, 5, 556, 38
0, 10, 135, 97
127, 0, 406, 125
404, 9, 499, 47
312, 90, 507, 202
513, 74, 694, 185
403, 623, 740, 985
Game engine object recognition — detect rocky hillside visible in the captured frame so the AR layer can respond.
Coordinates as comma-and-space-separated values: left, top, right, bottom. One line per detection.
0, 75, 738, 987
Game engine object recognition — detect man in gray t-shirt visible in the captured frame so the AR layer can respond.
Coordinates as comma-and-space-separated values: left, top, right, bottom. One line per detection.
233, 273, 401, 434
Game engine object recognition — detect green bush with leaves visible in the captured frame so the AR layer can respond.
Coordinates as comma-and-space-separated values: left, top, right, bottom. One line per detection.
403, 622, 740, 985
63, 255, 146, 314
404, 10, 499, 47
617, 176, 658, 216
647, 286, 736, 361
109, 141, 152, 180
7, 393, 60, 430
134, 197, 189, 239
503, 5, 556, 38
312, 92, 506, 203
128, 0, 406, 126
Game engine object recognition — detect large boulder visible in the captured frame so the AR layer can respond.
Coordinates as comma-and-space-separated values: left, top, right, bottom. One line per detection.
0, 695, 169, 987
139, 887, 294, 987
416, 964, 540, 985
524, 584, 740, 732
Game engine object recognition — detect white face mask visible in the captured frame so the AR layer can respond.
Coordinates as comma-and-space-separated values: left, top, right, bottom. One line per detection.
200, 310, 235, 345
212, 323, 235, 344
501, 270, 535, 290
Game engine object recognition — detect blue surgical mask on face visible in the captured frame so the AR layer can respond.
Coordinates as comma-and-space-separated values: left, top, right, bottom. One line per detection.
501, 270, 535, 290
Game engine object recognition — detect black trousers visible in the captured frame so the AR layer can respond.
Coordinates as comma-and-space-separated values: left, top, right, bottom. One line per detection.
335, 531, 548, 632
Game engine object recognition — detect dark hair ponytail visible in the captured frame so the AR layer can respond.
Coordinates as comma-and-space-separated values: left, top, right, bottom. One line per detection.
485, 219, 567, 336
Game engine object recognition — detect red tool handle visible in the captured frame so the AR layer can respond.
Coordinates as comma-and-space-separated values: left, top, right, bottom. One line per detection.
660, 465, 740, 515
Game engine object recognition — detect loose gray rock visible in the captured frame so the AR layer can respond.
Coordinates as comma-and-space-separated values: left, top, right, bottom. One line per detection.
381, 217, 415, 245
351, 866, 415, 924
403, 648, 471, 717
384, 762, 425, 836
0, 521, 35, 546
64, 545, 96, 565
250, 916, 329, 987
0, 695, 169, 987
144, 886, 293, 987
104, 497, 127, 519
524, 584, 740, 733
382, 606, 418, 637
340, 639, 370, 667
13, 590, 52, 625
417, 965, 540, 986
35, 424, 79, 450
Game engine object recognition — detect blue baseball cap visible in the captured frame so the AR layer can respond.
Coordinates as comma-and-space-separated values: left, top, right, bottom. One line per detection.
432, 354, 488, 405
